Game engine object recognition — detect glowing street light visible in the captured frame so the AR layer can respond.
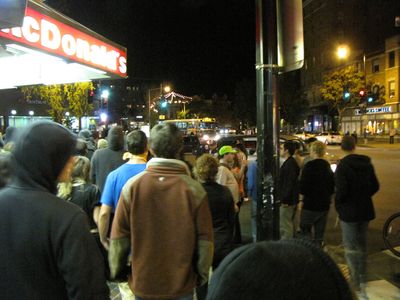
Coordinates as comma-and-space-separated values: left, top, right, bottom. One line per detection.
65, 111, 70, 117
100, 112, 108, 123
11, 109, 17, 115
28, 110, 34, 116
337, 45, 349, 59
101, 90, 109, 98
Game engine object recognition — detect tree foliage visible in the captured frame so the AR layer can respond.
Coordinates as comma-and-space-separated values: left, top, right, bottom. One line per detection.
21, 85, 65, 123
21, 82, 94, 128
64, 82, 94, 129
320, 66, 364, 117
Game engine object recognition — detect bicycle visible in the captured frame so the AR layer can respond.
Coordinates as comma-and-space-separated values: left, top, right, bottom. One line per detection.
383, 212, 400, 257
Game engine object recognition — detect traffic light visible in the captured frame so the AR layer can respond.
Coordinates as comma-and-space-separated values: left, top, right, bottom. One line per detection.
358, 89, 366, 103
367, 95, 374, 103
343, 91, 351, 101
160, 96, 168, 109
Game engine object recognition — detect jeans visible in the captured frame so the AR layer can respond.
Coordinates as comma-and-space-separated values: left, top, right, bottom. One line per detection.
280, 205, 296, 239
340, 221, 369, 289
135, 294, 193, 300
300, 209, 328, 247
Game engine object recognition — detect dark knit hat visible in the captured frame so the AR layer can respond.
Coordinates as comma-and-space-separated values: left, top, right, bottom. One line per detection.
207, 239, 354, 300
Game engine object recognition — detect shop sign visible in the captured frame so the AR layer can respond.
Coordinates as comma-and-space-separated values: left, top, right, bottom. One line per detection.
0, 7, 127, 77
355, 106, 392, 115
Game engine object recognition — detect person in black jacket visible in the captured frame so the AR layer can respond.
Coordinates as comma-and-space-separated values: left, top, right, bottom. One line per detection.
299, 141, 334, 247
335, 136, 379, 296
194, 153, 235, 300
279, 141, 300, 239
194, 154, 235, 269
0, 121, 109, 299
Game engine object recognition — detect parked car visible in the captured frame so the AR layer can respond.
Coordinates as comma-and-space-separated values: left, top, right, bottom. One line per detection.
315, 132, 343, 145
293, 131, 315, 141
217, 134, 309, 158
217, 134, 339, 171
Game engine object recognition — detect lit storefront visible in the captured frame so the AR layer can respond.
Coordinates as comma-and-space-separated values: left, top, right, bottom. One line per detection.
0, 0, 127, 128
341, 104, 400, 135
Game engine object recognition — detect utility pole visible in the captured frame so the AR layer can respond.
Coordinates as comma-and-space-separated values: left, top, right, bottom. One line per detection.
255, 0, 280, 240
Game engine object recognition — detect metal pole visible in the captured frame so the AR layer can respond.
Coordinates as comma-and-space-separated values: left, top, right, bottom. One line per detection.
255, 0, 280, 241
148, 89, 151, 128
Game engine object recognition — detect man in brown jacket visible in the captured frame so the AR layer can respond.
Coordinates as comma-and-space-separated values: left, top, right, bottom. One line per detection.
109, 123, 214, 300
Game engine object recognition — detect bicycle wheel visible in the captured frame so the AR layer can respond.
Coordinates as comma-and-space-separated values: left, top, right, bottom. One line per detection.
383, 212, 400, 257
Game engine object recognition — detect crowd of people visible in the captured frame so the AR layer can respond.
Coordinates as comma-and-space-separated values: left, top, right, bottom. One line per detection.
0, 121, 379, 300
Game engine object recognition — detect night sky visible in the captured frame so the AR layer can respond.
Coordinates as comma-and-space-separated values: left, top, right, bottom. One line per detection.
47, 0, 255, 97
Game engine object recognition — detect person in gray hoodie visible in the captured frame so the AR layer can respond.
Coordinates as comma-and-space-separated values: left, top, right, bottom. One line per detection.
90, 126, 126, 193
0, 121, 109, 299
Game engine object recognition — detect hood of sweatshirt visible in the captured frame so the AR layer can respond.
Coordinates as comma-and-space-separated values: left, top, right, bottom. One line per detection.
12, 121, 77, 194
340, 154, 372, 172
107, 126, 124, 151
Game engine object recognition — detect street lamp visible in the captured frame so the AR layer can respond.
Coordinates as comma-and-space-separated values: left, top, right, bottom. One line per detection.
337, 45, 349, 60
148, 85, 171, 128
10, 109, 16, 127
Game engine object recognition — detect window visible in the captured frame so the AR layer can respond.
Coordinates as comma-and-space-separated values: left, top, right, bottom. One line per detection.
372, 59, 380, 73
389, 81, 396, 99
389, 51, 395, 68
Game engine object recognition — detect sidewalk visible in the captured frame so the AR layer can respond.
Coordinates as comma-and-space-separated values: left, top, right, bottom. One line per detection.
358, 142, 400, 149
326, 244, 400, 299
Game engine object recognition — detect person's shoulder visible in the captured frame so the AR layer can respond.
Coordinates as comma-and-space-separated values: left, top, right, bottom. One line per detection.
181, 175, 207, 201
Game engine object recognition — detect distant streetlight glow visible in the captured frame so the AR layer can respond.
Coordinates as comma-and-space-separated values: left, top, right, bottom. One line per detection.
101, 90, 109, 98
29, 110, 34, 116
65, 111, 70, 117
100, 112, 108, 122
337, 45, 349, 59
11, 109, 17, 115
164, 86, 171, 93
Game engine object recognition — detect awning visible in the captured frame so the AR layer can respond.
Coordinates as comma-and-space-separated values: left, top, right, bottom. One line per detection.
0, 0, 127, 89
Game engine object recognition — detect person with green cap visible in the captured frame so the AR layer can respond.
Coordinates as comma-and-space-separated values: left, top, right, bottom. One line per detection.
216, 145, 240, 207
216, 145, 245, 244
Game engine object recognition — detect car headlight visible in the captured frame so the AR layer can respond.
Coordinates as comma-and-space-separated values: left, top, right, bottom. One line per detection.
224, 129, 228, 134
215, 134, 221, 141
220, 129, 224, 134
203, 134, 209, 141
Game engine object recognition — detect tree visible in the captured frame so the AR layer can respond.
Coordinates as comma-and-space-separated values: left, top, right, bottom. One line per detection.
320, 66, 364, 122
64, 82, 94, 130
21, 85, 65, 123
21, 82, 94, 129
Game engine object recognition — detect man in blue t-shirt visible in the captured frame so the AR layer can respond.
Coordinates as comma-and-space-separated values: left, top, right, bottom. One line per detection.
98, 130, 148, 250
